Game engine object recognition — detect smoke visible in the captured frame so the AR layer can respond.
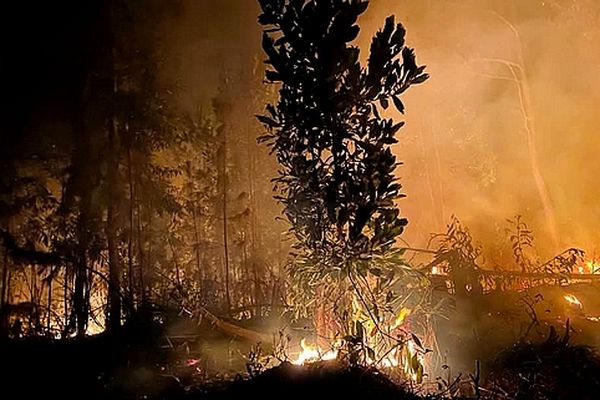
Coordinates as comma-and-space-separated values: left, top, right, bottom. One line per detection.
357, 0, 600, 261
155, 0, 600, 263
147, 0, 600, 377
156, 0, 261, 111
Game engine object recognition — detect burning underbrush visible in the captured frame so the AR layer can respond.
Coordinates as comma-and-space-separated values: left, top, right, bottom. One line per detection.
4, 301, 600, 400
3, 211, 600, 400
4, 213, 600, 400
194, 322, 600, 400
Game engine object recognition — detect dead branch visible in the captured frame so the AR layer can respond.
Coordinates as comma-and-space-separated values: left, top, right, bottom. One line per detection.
194, 305, 273, 345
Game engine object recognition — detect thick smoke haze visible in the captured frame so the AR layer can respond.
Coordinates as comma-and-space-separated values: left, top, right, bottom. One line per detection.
362, 0, 600, 262
159, 0, 600, 263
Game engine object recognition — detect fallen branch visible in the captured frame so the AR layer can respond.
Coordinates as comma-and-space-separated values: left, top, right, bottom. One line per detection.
194, 306, 273, 345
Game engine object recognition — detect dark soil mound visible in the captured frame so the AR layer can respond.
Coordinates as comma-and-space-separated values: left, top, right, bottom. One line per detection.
486, 326, 600, 400
195, 361, 419, 400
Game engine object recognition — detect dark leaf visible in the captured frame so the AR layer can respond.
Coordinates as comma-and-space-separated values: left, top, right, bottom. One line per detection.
392, 95, 405, 114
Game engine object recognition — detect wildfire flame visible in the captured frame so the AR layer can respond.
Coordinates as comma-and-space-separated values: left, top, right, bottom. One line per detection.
292, 336, 423, 382
564, 294, 583, 308
293, 338, 339, 365
292, 300, 424, 382
186, 358, 200, 367
577, 259, 600, 274
586, 260, 600, 274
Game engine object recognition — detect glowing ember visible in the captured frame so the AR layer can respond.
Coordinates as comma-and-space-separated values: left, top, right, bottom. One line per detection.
292, 335, 424, 384
586, 260, 600, 274
564, 294, 583, 308
586, 316, 600, 323
186, 358, 200, 366
577, 259, 600, 274
293, 338, 338, 365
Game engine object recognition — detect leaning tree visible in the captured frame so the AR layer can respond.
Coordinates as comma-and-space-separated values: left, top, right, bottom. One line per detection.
257, 0, 428, 366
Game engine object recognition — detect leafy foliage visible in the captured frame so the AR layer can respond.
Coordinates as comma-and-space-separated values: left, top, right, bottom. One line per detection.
257, 0, 428, 312
429, 216, 483, 295
506, 215, 536, 272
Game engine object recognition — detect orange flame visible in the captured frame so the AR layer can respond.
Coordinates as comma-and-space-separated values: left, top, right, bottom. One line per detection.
564, 294, 583, 308
293, 338, 338, 365
577, 259, 600, 274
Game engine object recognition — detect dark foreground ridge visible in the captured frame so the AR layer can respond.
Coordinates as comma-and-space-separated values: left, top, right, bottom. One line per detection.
196, 361, 419, 400
4, 323, 600, 400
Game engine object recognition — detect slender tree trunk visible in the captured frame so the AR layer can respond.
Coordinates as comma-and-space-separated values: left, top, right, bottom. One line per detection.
63, 270, 68, 336
106, 112, 122, 332
127, 143, 135, 306
75, 191, 92, 337
514, 70, 559, 247
73, 257, 88, 337
46, 271, 52, 334
192, 207, 203, 293
485, 12, 560, 248
168, 236, 181, 285
68, 125, 92, 337
217, 127, 231, 313
246, 121, 262, 315
70, 34, 93, 338
214, 87, 232, 313
222, 171, 231, 312
136, 198, 145, 304
0, 249, 9, 336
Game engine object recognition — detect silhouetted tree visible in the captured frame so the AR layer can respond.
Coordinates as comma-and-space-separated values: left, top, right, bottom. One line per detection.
257, 0, 428, 335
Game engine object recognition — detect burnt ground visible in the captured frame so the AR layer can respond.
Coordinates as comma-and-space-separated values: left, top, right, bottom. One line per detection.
3, 300, 600, 400
194, 361, 420, 400
1, 332, 418, 400
4, 330, 600, 400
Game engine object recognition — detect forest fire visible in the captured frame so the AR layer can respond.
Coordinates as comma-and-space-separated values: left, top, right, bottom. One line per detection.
2, 0, 600, 399
581, 259, 600, 274
564, 294, 583, 308
292, 336, 423, 382
292, 339, 339, 365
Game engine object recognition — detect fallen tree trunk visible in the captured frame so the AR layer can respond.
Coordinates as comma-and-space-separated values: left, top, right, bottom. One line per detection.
194, 306, 273, 345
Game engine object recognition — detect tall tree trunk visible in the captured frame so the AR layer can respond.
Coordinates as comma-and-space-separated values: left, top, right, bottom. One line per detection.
127, 142, 135, 307
246, 119, 262, 315
168, 236, 181, 285
222, 162, 231, 312
0, 249, 9, 336
70, 121, 91, 338
73, 257, 88, 337
214, 85, 232, 313
106, 113, 122, 332
218, 129, 231, 313
136, 198, 145, 304
192, 207, 203, 294
488, 12, 560, 248
63, 271, 68, 337
74, 160, 93, 337
46, 271, 52, 334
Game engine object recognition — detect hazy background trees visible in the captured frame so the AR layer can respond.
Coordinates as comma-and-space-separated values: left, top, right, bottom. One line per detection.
155, 0, 600, 262
2, 0, 599, 338
0, 0, 286, 337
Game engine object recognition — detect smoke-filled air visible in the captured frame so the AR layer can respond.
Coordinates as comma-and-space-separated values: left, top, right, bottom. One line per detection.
1, 1, 600, 399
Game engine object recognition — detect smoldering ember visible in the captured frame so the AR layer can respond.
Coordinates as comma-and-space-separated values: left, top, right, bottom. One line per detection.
1, 1, 600, 399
